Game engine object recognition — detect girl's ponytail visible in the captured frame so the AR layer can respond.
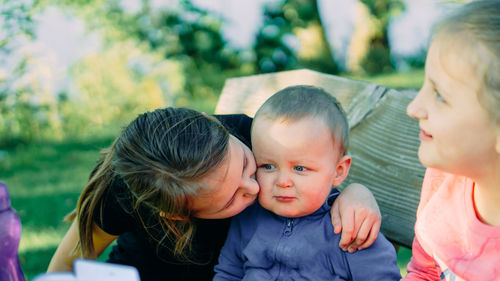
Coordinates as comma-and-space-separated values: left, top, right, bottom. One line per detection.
67, 141, 117, 258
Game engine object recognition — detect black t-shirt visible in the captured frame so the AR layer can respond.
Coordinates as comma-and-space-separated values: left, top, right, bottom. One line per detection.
94, 114, 253, 281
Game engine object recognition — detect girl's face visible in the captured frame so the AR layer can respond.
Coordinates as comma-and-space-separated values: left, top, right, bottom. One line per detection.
191, 135, 259, 219
406, 34, 499, 178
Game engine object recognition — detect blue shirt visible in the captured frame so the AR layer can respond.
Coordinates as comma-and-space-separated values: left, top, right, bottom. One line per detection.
214, 194, 401, 281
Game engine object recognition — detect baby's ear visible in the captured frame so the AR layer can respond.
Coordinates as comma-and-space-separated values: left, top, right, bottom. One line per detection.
332, 155, 352, 186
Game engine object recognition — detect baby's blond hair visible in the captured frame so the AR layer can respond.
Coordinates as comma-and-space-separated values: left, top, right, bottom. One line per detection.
253, 85, 349, 155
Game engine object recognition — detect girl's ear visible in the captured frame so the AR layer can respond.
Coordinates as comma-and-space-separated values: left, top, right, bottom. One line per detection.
496, 134, 500, 154
332, 155, 352, 186
495, 125, 500, 154
159, 211, 186, 221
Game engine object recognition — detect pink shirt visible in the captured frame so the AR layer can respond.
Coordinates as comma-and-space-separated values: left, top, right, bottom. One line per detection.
403, 168, 500, 281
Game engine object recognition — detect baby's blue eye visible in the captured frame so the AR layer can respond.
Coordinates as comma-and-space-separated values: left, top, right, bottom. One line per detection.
263, 164, 275, 170
294, 166, 305, 172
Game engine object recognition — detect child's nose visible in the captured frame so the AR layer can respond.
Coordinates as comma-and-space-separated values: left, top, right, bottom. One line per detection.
276, 172, 293, 188
407, 91, 427, 120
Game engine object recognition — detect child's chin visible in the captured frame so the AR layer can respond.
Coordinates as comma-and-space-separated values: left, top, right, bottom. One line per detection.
417, 147, 434, 168
274, 209, 306, 218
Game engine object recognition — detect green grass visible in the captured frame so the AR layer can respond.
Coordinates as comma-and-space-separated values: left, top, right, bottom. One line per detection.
398, 246, 412, 277
2, 69, 423, 280
1, 137, 115, 280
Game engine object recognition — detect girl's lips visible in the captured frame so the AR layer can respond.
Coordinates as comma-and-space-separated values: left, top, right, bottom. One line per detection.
419, 130, 433, 141
275, 196, 295, 202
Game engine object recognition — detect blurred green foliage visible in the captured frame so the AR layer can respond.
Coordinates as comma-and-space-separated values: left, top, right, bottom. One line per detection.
0, 0, 56, 145
359, 0, 405, 74
254, 0, 338, 73
0, 0, 424, 147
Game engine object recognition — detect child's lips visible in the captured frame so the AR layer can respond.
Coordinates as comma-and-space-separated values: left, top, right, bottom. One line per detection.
419, 129, 433, 141
274, 196, 295, 202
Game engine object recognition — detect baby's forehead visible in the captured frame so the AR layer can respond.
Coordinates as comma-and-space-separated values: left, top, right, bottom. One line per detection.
254, 114, 328, 126
252, 115, 333, 135
252, 115, 342, 148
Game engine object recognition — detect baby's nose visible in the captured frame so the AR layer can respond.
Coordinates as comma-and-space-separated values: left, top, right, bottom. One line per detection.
276, 172, 293, 188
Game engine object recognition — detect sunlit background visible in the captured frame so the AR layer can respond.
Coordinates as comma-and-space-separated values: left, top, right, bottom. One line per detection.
0, 0, 464, 279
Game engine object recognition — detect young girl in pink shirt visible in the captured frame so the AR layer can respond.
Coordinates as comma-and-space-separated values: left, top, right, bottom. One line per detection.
403, 1, 500, 280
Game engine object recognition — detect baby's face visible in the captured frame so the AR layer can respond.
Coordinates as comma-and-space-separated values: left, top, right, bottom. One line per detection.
251, 116, 343, 218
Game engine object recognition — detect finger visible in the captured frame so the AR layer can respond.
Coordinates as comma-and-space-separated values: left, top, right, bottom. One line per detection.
330, 202, 343, 234
344, 208, 364, 252
346, 219, 371, 253
357, 219, 381, 250
338, 208, 355, 250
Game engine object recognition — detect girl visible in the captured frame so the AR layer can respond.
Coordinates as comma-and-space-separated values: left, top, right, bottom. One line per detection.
47, 107, 381, 281
404, 1, 500, 280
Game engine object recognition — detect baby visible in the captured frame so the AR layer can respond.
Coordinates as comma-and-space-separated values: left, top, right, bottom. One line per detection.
213, 85, 400, 280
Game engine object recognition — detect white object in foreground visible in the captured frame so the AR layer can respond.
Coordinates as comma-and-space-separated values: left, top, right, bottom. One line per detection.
32, 259, 141, 281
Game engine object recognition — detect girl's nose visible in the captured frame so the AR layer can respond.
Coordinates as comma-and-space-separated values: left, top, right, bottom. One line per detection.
242, 176, 259, 197
407, 91, 427, 120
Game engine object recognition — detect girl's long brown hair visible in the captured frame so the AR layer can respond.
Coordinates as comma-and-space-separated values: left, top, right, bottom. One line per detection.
68, 107, 230, 260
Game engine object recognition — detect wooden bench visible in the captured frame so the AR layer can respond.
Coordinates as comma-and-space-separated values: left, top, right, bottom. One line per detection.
215, 69, 425, 249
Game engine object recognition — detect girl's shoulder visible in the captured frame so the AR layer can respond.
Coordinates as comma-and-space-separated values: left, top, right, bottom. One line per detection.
419, 168, 463, 208
95, 176, 140, 235
214, 114, 253, 147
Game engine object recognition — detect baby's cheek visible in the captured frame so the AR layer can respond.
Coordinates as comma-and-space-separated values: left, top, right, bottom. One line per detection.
256, 173, 271, 190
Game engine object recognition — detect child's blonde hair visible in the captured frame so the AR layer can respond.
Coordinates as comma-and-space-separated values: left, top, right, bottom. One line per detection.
253, 85, 349, 156
434, 0, 500, 125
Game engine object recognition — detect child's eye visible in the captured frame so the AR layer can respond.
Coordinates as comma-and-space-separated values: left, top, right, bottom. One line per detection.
436, 92, 446, 103
294, 166, 306, 172
261, 164, 275, 170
